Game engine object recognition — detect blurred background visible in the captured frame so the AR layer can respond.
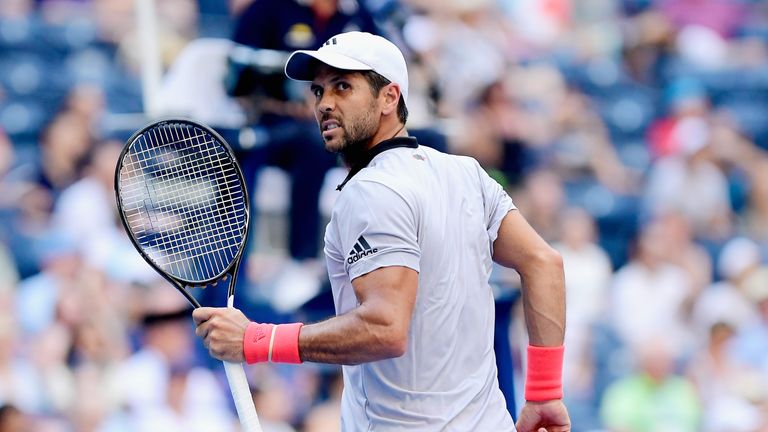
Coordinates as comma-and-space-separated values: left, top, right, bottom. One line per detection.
1, 0, 768, 431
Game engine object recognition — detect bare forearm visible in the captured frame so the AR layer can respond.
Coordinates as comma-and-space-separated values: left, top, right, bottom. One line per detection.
520, 251, 566, 346
299, 305, 407, 365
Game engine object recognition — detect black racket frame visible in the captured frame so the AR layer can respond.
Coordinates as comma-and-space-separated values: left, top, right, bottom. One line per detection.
114, 118, 251, 308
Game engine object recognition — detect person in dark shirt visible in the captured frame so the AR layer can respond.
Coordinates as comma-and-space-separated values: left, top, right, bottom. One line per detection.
228, 0, 379, 273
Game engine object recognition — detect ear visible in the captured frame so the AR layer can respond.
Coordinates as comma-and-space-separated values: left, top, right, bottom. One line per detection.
380, 84, 401, 116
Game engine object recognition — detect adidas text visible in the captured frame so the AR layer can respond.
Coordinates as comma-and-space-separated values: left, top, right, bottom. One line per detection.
348, 248, 378, 264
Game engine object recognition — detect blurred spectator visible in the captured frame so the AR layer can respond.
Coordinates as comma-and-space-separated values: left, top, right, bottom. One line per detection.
609, 218, 696, 351
251, 377, 297, 432
154, 38, 246, 127
32, 111, 94, 199
497, 0, 569, 47
0, 126, 18, 286
63, 268, 130, 365
27, 323, 74, 415
0, 313, 42, 414
0, 404, 30, 432
644, 114, 733, 240
549, 88, 638, 194
552, 207, 612, 427
600, 337, 702, 432
50, 140, 118, 248
687, 322, 767, 432
116, 0, 199, 72
654, 212, 712, 294
302, 370, 342, 432
0, 0, 33, 20
454, 79, 531, 187
553, 208, 612, 398
0, 244, 16, 294
1, 130, 47, 278
129, 364, 236, 432
49, 140, 138, 276
0, 130, 15, 212
621, 8, 675, 85
15, 232, 80, 336
730, 268, 768, 375
410, 4, 516, 114
63, 84, 106, 135
512, 168, 565, 242
648, 78, 710, 159
113, 288, 234, 431
2, 0, 768, 429
691, 236, 761, 335
708, 118, 768, 240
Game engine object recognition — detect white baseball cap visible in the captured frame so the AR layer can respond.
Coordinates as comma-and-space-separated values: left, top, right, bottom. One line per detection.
284, 31, 409, 104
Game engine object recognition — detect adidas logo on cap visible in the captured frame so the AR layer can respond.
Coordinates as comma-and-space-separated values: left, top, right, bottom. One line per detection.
347, 235, 378, 264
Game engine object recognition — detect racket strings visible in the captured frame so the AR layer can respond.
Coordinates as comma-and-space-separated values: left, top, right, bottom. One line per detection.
124, 142, 243, 250
143, 125, 244, 280
118, 123, 247, 283
128, 129, 243, 281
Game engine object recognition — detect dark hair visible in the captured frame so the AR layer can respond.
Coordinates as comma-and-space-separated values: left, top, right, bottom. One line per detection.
360, 70, 408, 124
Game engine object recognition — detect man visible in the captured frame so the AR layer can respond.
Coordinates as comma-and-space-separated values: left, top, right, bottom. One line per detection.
194, 31, 570, 431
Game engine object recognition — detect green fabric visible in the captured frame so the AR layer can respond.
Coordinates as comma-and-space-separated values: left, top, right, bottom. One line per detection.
600, 374, 701, 432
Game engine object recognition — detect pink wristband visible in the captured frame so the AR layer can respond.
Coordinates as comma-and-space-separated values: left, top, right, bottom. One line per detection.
524, 344, 564, 401
243, 322, 303, 364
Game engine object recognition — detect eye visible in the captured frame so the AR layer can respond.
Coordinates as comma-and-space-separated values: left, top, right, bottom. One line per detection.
336, 81, 350, 91
311, 86, 323, 98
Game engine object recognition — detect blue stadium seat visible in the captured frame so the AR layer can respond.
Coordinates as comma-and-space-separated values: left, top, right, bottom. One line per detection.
592, 84, 659, 143
564, 179, 641, 268
0, 98, 52, 144
0, 52, 70, 102
615, 138, 652, 173
39, 18, 99, 53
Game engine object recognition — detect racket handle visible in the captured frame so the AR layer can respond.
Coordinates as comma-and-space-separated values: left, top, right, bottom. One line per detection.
223, 360, 263, 432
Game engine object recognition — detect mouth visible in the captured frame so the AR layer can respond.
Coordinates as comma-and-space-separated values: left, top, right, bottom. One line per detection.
321, 119, 342, 140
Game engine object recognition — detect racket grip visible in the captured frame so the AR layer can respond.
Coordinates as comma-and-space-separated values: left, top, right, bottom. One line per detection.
223, 360, 263, 432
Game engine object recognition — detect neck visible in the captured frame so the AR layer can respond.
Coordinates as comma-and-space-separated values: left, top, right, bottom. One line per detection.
368, 120, 407, 151
341, 121, 406, 169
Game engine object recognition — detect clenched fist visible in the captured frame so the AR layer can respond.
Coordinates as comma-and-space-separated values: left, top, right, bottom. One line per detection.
192, 307, 251, 362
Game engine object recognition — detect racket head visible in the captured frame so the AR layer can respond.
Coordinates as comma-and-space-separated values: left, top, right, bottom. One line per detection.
114, 119, 250, 303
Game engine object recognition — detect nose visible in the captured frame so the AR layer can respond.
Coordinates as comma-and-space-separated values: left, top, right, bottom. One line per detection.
317, 91, 334, 114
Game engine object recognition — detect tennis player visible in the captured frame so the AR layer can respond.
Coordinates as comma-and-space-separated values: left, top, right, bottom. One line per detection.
194, 31, 570, 431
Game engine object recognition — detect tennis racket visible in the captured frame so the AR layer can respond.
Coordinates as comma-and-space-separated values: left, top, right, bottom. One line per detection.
114, 118, 262, 432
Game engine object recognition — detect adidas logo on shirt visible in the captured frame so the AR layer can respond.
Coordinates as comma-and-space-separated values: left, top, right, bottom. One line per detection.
347, 236, 378, 264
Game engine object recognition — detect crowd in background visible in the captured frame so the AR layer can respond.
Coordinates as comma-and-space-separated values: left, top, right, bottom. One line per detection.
1, 0, 768, 431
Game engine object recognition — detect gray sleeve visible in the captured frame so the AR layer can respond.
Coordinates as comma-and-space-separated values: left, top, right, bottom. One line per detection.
475, 161, 516, 243
332, 180, 421, 281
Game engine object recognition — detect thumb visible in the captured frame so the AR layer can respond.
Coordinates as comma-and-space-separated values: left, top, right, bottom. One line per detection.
192, 307, 216, 325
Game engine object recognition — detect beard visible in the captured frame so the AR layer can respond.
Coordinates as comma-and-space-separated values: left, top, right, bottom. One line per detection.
320, 101, 379, 169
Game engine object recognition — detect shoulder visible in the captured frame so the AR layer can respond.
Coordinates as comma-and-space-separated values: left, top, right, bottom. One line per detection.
335, 173, 412, 214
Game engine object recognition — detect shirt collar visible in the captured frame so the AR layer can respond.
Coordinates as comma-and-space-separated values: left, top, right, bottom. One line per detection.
336, 136, 419, 191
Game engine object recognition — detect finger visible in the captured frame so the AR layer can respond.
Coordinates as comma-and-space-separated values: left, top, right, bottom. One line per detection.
195, 321, 211, 340
192, 307, 216, 325
515, 417, 539, 432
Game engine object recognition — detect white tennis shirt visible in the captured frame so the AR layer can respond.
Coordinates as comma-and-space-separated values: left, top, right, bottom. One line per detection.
324, 141, 517, 431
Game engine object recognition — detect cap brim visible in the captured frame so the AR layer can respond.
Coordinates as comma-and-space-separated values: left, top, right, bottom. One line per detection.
285, 50, 373, 81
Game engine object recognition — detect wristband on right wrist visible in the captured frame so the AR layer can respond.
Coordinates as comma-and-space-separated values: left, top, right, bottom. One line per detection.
524, 344, 564, 401
243, 322, 303, 364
